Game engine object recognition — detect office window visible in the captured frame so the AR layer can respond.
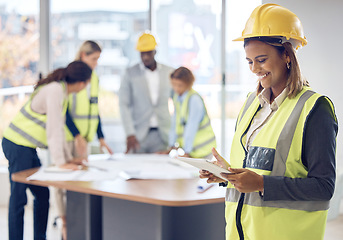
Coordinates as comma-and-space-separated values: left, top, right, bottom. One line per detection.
224, 0, 261, 156
51, 0, 149, 152
153, 0, 222, 149
154, 0, 261, 157
0, 0, 39, 164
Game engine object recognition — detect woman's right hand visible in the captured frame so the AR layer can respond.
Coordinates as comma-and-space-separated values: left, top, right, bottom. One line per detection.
199, 148, 230, 183
71, 157, 86, 165
155, 150, 169, 154
199, 169, 226, 183
59, 162, 82, 170
211, 147, 231, 169
74, 134, 88, 158
155, 147, 172, 155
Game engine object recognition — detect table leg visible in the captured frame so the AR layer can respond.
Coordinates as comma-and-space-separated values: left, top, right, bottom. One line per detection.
102, 197, 225, 240
66, 191, 102, 240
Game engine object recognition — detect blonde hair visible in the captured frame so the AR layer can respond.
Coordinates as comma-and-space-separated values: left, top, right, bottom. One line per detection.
245, 38, 309, 98
75, 40, 101, 61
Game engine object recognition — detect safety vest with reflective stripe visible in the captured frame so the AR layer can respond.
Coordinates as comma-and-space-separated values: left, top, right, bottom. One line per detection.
3, 82, 68, 149
65, 71, 99, 142
174, 89, 216, 158
225, 87, 336, 240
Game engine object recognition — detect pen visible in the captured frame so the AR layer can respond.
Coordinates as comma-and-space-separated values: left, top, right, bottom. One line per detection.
197, 179, 215, 193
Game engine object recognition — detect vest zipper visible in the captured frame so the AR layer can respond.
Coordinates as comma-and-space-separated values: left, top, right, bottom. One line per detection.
236, 105, 261, 239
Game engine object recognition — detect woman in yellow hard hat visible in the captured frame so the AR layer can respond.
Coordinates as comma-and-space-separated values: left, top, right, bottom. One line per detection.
200, 3, 337, 240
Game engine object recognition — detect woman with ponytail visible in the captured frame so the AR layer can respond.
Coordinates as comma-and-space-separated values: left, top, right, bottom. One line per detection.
2, 60, 92, 240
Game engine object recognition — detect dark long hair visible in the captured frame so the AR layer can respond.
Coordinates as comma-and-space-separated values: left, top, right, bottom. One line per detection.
34, 61, 92, 90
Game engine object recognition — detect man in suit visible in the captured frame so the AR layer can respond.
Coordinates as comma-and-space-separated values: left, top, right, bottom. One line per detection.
119, 32, 174, 153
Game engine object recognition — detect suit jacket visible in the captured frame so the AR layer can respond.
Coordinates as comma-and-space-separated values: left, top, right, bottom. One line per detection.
119, 63, 174, 143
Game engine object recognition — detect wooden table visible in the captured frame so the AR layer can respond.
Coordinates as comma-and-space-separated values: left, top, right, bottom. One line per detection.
12, 167, 226, 240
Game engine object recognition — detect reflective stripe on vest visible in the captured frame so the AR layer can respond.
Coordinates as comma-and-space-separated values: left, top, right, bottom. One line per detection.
20, 106, 46, 129
3, 82, 68, 149
237, 92, 256, 126
174, 89, 216, 158
225, 87, 335, 240
65, 71, 99, 142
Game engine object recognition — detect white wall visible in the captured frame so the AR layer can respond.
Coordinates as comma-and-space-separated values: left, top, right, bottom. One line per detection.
263, 0, 343, 168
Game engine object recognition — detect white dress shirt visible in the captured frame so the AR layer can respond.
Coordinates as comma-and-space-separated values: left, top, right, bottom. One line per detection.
245, 87, 289, 150
141, 63, 160, 128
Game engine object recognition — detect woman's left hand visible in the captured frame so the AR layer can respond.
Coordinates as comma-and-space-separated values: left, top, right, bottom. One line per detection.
221, 168, 264, 193
181, 153, 191, 158
59, 162, 82, 170
99, 138, 113, 154
71, 157, 86, 165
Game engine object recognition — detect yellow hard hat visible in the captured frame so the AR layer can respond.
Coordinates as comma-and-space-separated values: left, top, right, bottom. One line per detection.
233, 3, 307, 49
136, 32, 157, 52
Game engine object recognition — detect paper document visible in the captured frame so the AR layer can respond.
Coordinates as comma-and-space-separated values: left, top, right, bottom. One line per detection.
26, 154, 201, 182
118, 160, 198, 180
27, 167, 117, 181
27, 168, 84, 181
119, 169, 195, 180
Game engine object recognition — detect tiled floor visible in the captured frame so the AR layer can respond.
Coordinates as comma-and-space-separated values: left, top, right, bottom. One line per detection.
0, 199, 342, 240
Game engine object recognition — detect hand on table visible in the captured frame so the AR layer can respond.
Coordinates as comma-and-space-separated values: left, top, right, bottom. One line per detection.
126, 135, 140, 153
71, 157, 86, 165
99, 138, 113, 154
74, 134, 88, 158
59, 162, 82, 170
58, 157, 88, 170
155, 149, 170, 154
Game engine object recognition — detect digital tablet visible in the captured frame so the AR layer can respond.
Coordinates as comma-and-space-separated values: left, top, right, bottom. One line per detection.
176, 157, 232, 180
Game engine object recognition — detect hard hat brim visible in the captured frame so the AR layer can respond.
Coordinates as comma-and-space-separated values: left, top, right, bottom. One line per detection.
136, 46, 156, 52
232, 34, 307, 48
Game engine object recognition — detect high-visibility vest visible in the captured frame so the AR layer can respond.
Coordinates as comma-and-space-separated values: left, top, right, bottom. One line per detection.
3, 82, 68, 149
65, 71, 99, 142
225, 87, 337, 240
174, 89, 216, 158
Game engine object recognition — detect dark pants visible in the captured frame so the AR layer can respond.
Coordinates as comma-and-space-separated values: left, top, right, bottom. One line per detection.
2, 138, 49, 240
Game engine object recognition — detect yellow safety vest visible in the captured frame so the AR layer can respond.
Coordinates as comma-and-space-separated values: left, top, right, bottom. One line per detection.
225, 87, 336, 240
65, 71, 99, 142
174, 89, 216, 158
3, 82, 68, 149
